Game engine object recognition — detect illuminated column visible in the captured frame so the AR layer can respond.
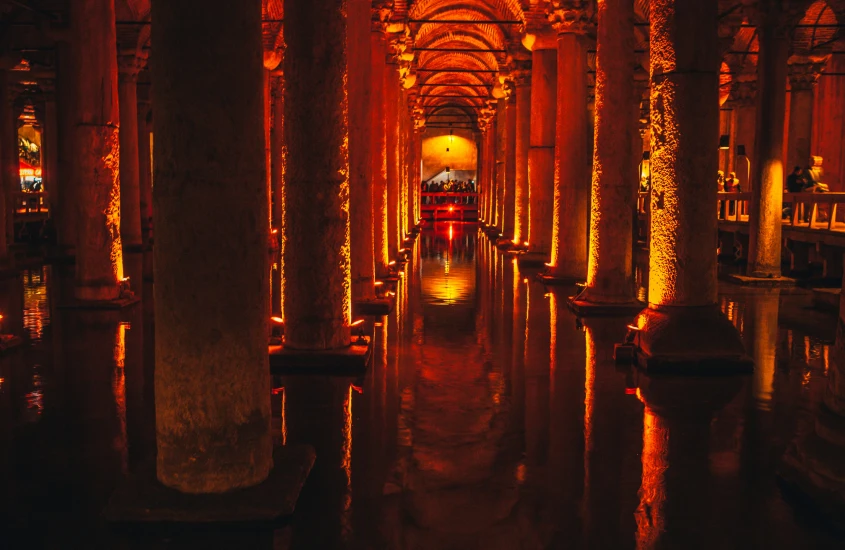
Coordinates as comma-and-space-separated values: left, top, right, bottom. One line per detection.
569, 0, 639, 309
70, 0, 123, 301
747, 4, 789, 279
524, 41, 557, 263
501, 91, 517, 241
544, 10, 590, 283
137, 101, 152, 243
634, 0, 748, 370
512, 64, 531, 246
151, 0, 271, 491
370, 20, 389, 276
283, 0, 352, 348
349, 0, 376, 303
55, 43, 77, 254
786, 61, 822, 174
117, 53, 143, 251
486, 121, 498, 227
731, 79, 756, 191
495, 98, 507, 232
385, 52, 401, 257
479, 125, 489, 223
270, 74, 286, 315
405, 95, 416, 234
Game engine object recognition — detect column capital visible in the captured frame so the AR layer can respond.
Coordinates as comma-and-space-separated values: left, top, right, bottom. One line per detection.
511, 57, 532, 86
788, 58, 826, 90
118, 52, 146, 82
547, 1, 594, 35
727, 77, 757, 106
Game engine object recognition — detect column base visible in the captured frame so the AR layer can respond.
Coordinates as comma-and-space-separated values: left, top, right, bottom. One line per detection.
495, 236, 514, 250
536, 270, 584, 286
567, 295, 646, 317
269, 336, 372, 375
518, 251, 549, 267
353, 297, 394, 316
59, 293, 141, 310
723, 273, 797, 287
629, 305, 752, 374
104, 444, 315, 524
780, 407, 845, 531
484, 227, 502, 239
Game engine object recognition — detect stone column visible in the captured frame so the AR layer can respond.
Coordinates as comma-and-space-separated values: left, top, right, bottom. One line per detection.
385, 54, 401, 258
731, 79, 756, 191
117, 54, 143, 251
479, 126, 488, 223
55, 42, 77, 254
786, 61, 822, 173
634, 0, 748, 370
270, 73, 286, 316
371, 21, 390, 276
544, 11, 590, 282
263, 69, 273, 230
513, 66, 531, 246
70, 0, 123, 302
747, 4, 790, 279
137, 101, 152, 243
524, 44, 557, 263
570, 0, 639, 309
349, 0, 375, 302
405, 97, 416, 235
485, 122, 498, 226
283, 0, 352, 349
151, 0, 271, 492
501, 91, 517, 241
0, 71, 18, 254
495, 98, 507, 231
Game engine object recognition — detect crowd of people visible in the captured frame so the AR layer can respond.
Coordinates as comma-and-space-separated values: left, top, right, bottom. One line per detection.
421, 179, 477, 204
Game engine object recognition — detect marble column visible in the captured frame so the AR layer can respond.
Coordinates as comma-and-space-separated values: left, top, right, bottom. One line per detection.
55, 42, 77, 254
70, 0, 123, 301
349, 0, 375, 302
385, 55, 400, 258
524, 45, 557, 263
786, 61, 821, 173
501, 92, 517, 241
544, 12, 590, 282
284, 0, 352, 349
117, 54, 143, 251
270, 73, 286, 316
634, 0, 748, 370
137, 101, 152, 243
151, 0, 271, 492
513, 67, 531, 246
371, 22, 390, 276
570, 0, 638, 308
748, 4, 789, 279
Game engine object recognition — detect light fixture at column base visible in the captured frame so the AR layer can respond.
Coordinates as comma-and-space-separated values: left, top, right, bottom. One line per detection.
269, 336, 372, 375
103, 444, 315, 524
535, 271, 583, 286
631, 305, 753, 374
722, 273, 797, 287
495, 236, 514, 249
779, 407, 845, 532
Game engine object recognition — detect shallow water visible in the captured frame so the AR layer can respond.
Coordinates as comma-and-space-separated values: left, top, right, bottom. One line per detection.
0, 223, 841, 548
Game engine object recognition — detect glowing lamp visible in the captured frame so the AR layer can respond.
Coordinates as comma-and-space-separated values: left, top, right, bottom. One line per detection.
271, 228, 278, 235
271, 386, 285, 395
736, 145, 746, 157
388, 261, 396, 266
271, 316, 285, 325
351, 319, 364, 327
523, 241, 529, 247
719, 134, 730, 150
625, 388, 637, 395
374, 281, 384, 286
449, 206, 454, 212
523, 278, 528, 283
626, 324, 641, 332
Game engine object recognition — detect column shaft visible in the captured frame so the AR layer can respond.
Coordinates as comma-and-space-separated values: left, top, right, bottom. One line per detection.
486, 126, 497, 225
385, 60, 400, 257
370, 28, 390, 275
284, 0, 352, 349
526, 48, 557, 259
513, 80, 531, 244
270, 74, 286, 315
548, 32, 589, 280
137, 102, 152, 242
786, 82, 814, 172
151, 0, 271, 492
748, 8, 789, 278
502, 94, 517, 239
349, 0, 375, 301
70, 0, 123, 301
581, 0, 636, 302
495, 98, 506, 231
118, 67, 142, 250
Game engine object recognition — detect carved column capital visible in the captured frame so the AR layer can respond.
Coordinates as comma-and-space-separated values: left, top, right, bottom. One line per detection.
547, 0, 594, 35
118, 52, 146, 82
788, 59, 826, 90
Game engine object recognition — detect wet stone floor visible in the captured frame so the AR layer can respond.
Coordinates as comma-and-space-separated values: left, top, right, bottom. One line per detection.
0, 223, 843, 548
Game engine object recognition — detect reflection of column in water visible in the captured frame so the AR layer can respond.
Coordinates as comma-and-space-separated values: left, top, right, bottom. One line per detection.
510, 257, 526, 435
746, 290, 780, 411
635, 406, 668, 550
523, 281, 551, 482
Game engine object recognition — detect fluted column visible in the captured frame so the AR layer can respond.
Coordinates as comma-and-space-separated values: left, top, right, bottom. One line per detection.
349, 0, 375, 302
513, 66, 531, 246
786, 61, 823, 173
118, 54, 143, 251
151, 0, 271, 492
570, 0, 639, 309
633, 0, 748, 370
283, 0, 352, 349
70, 0, 124, 301
748, 3, 790, 279
544, 8, 590, 282
370, 20, 390, 276
523, 41, 557, 263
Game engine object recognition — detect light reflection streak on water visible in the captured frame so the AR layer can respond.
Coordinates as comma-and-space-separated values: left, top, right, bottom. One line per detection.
114, 322, 128, 472
22, 267, 49, 342
341, 384, 353, 540
636, 407, 668, 549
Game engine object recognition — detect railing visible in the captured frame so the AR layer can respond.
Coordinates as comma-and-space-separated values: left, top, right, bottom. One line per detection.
421, 192, 478, 205
12, 191, 49, 216
421, 192, 478, 220
637, 190, 845, 236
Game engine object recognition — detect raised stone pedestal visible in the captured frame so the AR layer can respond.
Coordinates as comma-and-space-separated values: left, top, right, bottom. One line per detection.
723, 273, 797, 287
631, 306, 753, 374
568, 296, 645, 317
495, 236, 513, 250
269, 337, 372, 375
518, 252, 549, 267
536, 270, 581, 285
104, 445, 315, 524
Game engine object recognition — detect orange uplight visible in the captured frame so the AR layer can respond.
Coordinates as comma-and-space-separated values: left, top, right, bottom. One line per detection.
449, 205, 454, 212
523, 278, 528, 283
388, 261, 396, 266
626, 324, 641, 332
271, 228, 278, 235
523, 242, 529, 247
271, 386, 285, 395
271, 316, 284, 325
625, 387, 637, 395
374, 281, 384, 286
120, 277, 129, 282
351, 319, 364, 327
